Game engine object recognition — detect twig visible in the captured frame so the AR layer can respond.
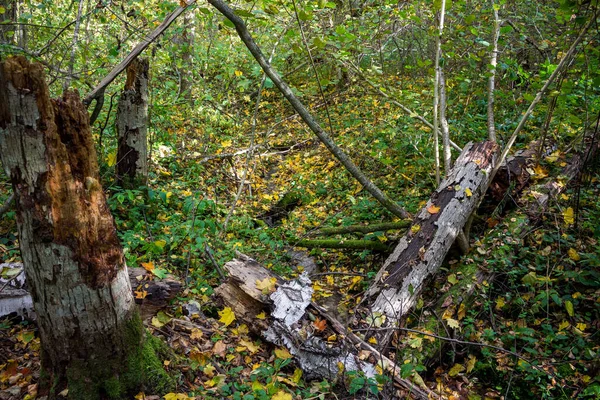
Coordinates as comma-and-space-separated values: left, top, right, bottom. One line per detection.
63, 0, 85, 91
204, 243, 225, 280
0, 192, 15, 217
0, 268, 24, 293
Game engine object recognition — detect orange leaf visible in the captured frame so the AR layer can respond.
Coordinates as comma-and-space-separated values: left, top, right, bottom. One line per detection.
313, 318, 327, 332
427, 204, 440, 214
141, 262, 154, 272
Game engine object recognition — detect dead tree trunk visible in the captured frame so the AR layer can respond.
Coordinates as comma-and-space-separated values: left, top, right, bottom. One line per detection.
0, 57, 171, 398
116, 57, 149, 188
364, 141, 500, 324
403, 138, 599, 366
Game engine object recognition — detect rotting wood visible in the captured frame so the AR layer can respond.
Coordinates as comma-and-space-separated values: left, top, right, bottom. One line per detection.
215, 257, 434, 399
364, 141, 500, 329
0, 263, 182, 319
402, 137, 600, 366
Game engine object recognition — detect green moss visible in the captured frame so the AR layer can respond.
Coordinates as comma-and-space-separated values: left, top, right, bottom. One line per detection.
64, 310, 175, 400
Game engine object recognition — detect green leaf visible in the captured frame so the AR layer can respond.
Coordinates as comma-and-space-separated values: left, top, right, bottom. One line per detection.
152, 268, 168, 279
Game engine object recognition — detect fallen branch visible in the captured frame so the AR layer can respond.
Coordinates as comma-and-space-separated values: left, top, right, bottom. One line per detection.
296, 239, 390, 252
364, 141, 500, 348
315, 220, 411, 236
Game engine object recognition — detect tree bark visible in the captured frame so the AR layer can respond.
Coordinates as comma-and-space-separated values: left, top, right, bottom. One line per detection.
365, 141, 500, 324
0, 57, 171, 398
487, 1, 500, 142
215, 256, 434, 399
181, 12, 195, 105
116, 57, 149, 188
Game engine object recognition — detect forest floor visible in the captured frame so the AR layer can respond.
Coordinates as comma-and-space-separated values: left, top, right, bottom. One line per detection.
1, 84, 599, 399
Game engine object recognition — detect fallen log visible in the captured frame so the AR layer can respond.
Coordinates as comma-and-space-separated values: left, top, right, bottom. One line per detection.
314, 220, 411, 236
296, 239, 390, 252
364, 141, 500, 327
215, 256, 436, 399
400, 138, 600, 366
0, 264, 182, 319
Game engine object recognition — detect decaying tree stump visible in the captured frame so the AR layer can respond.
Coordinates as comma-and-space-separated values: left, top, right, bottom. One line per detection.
364, 141, 500, 324
116, 57, 149, 187
0, 56, 172, 397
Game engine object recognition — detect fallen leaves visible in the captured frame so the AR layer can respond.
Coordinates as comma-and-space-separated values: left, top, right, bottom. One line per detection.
218, 307, 236, 326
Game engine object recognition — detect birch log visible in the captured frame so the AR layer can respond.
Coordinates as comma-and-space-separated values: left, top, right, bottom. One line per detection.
365, 141, 500, 322
215, 256, 433, 399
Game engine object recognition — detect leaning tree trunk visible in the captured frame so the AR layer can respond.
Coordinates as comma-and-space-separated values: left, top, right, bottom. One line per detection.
0, 57, 171, 398
116, 57, 149, 188
364, 141, 499, 328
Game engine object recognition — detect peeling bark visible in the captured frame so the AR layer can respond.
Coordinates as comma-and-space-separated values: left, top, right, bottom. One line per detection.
0, 56, 167, 398
116, 57, 149, 188
365, 141, 500, 324
215, 256, 433, 399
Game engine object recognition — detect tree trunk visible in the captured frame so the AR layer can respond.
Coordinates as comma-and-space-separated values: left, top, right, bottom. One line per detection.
0, 0, 16, 44
0, 57, 172, 399
364, 141, 499, 325
116, 57, 149, 188
181, 12, 195, 104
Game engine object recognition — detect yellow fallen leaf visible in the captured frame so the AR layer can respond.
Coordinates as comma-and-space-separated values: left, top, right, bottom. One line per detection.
141, 262, 154, 272
190, 328, 203, 340
563, 207, 574, 225
448, 363, 465, 377
465, 188, 472, 197
239, 339, 260, 354
271, 390, 292, 400
568, 248, 580, 261
218, 307, 236, 326
274, 347, 292, 360
203, 364, 216, 378
446, 318, 460, 330
466, 355, 476, 373
255, 277, 277, 294
256, 312, 266, 320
